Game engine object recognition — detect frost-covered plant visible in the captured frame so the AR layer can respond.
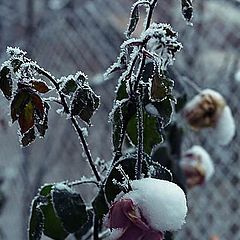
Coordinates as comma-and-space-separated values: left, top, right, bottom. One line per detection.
0, 0, 198, 240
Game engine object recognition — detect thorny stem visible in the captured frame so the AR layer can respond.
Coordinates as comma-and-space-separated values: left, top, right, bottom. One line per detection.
37, 67, 102, 183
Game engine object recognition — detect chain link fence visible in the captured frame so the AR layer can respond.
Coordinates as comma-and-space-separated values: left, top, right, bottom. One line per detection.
0, 0, 239, 239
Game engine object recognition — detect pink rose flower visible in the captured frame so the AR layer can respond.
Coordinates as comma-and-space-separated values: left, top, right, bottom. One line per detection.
106, 199, 164, 240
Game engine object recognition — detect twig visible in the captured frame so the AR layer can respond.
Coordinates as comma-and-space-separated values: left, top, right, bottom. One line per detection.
36, 66, 102, 183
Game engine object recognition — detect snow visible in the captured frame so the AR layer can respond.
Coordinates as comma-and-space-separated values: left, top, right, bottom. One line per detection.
123, 178, 187, 232
212, 105, 236, 146
181, 145, 214, 181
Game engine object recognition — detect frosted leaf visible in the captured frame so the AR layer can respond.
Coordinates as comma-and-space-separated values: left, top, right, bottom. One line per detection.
123, 178, 187, 232
141, 23, 182, 70
181, 145, 214, 182
6, 46, 27, 57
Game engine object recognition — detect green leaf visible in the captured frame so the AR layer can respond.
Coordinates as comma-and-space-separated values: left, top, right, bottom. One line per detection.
71, 86, 100, 125
21, 128, 36, 147
105, 155, 148, 204
126, 4, 140, 38
38, 184, 69, 240
127, 112, 163, 155
11, 89, 31, 122
92, 188, 109, 219
30, 80, 51, 93
19, 102, 34, 134
112, 99, 136, 153
145, 98, 173, 128
28, 197, 44, 240
61, 79, 78, 95
116, 79, 128, 101
141, 62, 174, 101
74, 210, 94, 239
0, 66, 12, 100
51, 183, 88, 233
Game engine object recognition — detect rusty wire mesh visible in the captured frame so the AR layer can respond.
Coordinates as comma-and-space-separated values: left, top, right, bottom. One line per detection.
0, 0, 239, 239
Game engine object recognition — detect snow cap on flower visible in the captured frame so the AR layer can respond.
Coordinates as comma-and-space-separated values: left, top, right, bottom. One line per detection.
183, 89, 235, 145
125, 178, 187, 232
181, 145, 214, 182
106, 178, 187, 240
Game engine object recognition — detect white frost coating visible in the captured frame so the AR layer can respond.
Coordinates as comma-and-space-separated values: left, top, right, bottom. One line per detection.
212, 106, 236, 146
124, 178, 187, 232
145, 103, 159, 117
55, 183, 73, 192
181, 145, 214, 181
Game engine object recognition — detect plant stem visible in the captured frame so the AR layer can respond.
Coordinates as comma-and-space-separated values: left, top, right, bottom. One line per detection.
37, 67, 101, 182
93, 215, 99, 240
136, 94, 144, 179
134, 0, 158, 179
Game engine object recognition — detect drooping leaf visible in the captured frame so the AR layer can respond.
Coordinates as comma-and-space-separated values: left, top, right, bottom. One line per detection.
149, 161, 172, 181
181, 0, 193, 22
31, 93, 44, 119
30, 80, 51, 93
126, 3, 140, 38
18, 102, 34, 134
35, 102, 49, 137
127, 112, 163, 155
71, 86, 100, 125
145, 98, 173, 128
11, 89, 31, 122
61, 79, 78, 95
105, 155, 148, 203
112, 99, 136, 153
116, 79, 128, 101
74, 210, 94, 239
0, 66, 12, 100
38, 184, 69, 240
141, 62, 174, 101
21, 128, 36, 147
28, 197, 44, 240
92, 188, 109, 219
51, 183, 88, 233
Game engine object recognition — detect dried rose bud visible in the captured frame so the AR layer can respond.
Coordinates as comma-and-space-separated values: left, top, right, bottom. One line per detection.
183, 89, 235, 145
180, 145, 214, 188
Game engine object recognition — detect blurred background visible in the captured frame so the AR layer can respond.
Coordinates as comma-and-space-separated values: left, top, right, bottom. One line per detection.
0, 0, 239, 239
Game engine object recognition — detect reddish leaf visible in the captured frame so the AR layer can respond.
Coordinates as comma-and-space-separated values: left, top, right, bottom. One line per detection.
21, 128, 36, 147
31, 93, 44, 119
30, 80, 50, 93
